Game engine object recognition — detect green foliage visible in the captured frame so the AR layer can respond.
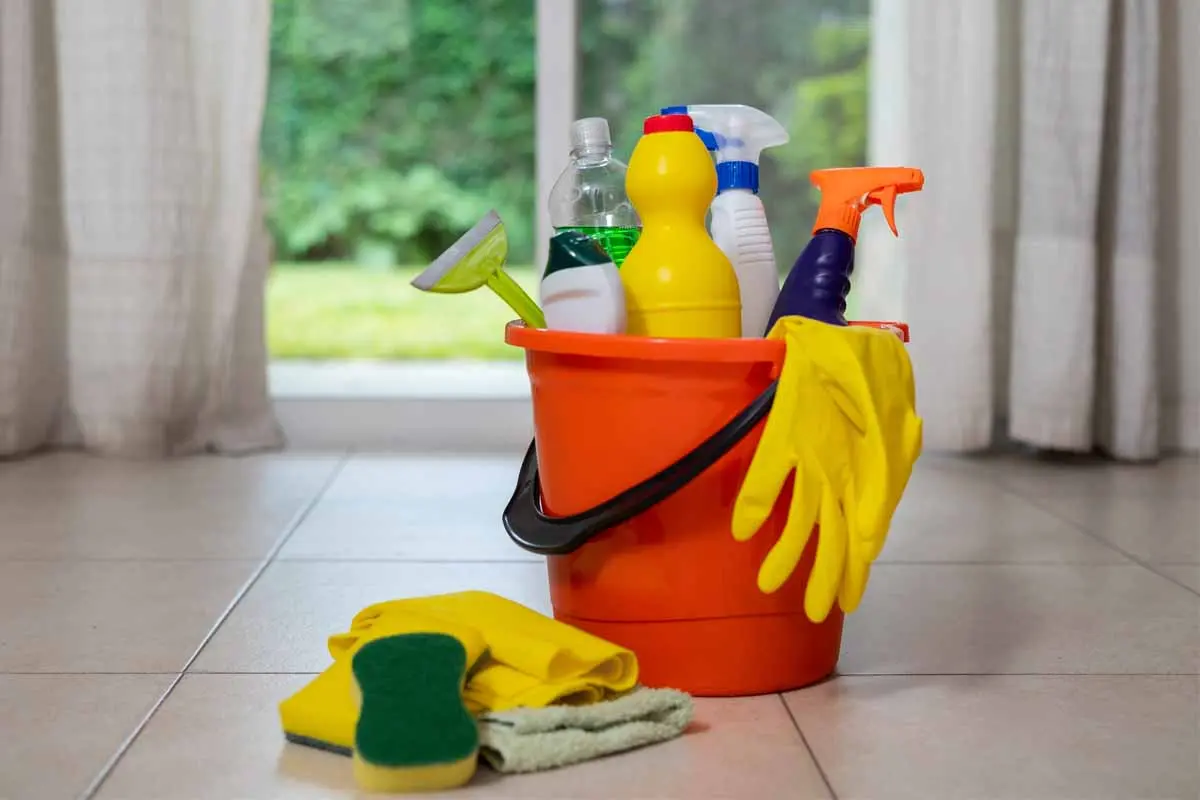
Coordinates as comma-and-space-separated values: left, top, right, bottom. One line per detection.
262, 0, 869, 276
775, 19, 871, 212
262, 0, 536, 264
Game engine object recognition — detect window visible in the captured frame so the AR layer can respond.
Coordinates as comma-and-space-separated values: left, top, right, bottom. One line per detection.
263, 0, 870, 369
262, 0, 537, 363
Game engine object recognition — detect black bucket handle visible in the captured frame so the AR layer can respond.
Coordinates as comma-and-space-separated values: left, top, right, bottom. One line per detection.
502, 379, 778, 555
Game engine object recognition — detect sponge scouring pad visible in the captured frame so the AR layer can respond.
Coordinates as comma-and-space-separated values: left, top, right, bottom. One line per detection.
350, 633, 479, 793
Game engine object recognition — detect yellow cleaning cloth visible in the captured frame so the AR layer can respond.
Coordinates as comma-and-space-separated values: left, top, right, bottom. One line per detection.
732, 317, 922, 622
280, 591, 638, 753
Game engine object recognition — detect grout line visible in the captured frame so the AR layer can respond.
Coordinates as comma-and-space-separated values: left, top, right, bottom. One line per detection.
942, 459, 1200, 598
993, 490, 1200, 600
79, 454, 351, 800
76, 679, 184, 800
779, 694, 838, 800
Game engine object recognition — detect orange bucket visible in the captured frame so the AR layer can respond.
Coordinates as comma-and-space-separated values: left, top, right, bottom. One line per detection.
502, 321, 906, 696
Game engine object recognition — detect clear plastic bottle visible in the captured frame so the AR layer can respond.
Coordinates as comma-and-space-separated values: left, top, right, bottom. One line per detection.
548, 117, 641, 267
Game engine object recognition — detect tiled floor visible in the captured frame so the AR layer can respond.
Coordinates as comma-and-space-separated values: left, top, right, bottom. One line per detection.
1, 451, 1197, 799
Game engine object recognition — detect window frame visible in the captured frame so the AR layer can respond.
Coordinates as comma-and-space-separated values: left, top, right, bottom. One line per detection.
270, 0, 578, 450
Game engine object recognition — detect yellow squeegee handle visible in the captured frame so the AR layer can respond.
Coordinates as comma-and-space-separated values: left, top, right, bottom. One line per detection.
487, 271, 546, 328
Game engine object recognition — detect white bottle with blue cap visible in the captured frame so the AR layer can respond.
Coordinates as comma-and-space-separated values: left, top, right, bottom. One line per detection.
661, 104, 789, 337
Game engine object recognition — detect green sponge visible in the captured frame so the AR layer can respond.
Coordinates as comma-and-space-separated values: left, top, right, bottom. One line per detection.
351, 633, 480, 793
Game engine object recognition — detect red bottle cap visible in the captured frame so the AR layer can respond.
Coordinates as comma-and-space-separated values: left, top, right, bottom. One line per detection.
643, 113, 694, 134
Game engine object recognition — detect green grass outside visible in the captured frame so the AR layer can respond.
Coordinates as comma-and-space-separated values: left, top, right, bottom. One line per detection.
267, 263, 538, 360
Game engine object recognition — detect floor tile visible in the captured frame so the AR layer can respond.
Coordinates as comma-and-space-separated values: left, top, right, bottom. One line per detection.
278, 455, 536, 561
981, 454, 1200, 500
881, 461, 1127, 563
97, 674, 831, 800
980, 456, 1200, 563
191, 560, 550, 672
838, 564, 1200, 675
297, 455, 523, 503
0, 560, 256, 672
1024, 493, 1199, 564
0, 454, 340, 559
785, 675, 1200, 800
4, 451, 1198, 800
0, 674, 171, 800
1158, 564, 1200, 593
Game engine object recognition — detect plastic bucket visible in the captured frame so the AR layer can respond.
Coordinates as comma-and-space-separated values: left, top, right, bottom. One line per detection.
502, 321, 906, 696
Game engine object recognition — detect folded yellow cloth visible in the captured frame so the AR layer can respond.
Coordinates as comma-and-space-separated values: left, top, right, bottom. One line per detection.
280, 591, 638, 753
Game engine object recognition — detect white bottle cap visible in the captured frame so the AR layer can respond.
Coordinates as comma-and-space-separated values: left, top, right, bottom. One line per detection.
570, 117, 612, 153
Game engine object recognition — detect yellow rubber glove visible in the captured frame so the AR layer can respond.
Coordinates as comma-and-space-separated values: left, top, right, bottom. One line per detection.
731, 317, 922, 622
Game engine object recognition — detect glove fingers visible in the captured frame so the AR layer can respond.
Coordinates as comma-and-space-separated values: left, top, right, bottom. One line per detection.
839, 552, 872, 614
804, 481, 847, 623
732, 352, 804, 543
757, 468, 821, 594
732, 443, 795, 543
850, 336, 922, 560
839, 495, 873, 615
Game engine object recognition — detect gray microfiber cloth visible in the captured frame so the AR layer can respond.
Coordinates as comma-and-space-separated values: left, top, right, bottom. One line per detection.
477, 687, 694, 774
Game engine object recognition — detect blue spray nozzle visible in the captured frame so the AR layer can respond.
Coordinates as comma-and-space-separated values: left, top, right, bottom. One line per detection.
659, 105, 719, 151
672, 104, 789, 195
695, 128, 719, 151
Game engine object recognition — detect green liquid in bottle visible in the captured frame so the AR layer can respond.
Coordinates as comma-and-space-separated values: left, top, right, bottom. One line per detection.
557, 226, 641, 268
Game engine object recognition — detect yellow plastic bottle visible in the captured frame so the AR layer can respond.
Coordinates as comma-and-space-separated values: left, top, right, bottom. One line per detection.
620, 113, 742, 338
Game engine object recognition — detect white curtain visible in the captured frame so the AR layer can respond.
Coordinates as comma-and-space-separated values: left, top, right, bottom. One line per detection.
0, 0, 281, 457
858, 0, 1199, 460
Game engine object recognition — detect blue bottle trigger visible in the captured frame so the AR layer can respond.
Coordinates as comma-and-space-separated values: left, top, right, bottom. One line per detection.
658, 106, 719, 152
694, 127, 719, 152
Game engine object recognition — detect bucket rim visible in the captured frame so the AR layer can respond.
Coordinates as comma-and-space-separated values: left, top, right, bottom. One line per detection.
504, 321, 785, 363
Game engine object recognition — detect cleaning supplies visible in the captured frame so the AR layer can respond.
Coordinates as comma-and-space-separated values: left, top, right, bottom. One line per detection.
350, 633, 480, 793
731, 317, 922, 620
281, 608, 489, 756
410, 210, 546, 328
549, 117, 641, 266
768, 167, 925, 331
664, 104, 789, 338
280, 591, 638, 755
478, 688, 694, 774
620, 113, 742, 338
539, 230, 626, 334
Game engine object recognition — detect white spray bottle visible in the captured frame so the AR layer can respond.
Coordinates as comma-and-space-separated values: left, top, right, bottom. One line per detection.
662, 104, 789, 337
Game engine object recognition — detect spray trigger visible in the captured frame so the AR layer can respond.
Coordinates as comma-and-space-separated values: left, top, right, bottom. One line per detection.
867, 186, 900, 236
809, 167, 923, 240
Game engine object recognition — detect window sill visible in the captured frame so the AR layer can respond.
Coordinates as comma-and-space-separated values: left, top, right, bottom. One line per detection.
270, 360, 533, 452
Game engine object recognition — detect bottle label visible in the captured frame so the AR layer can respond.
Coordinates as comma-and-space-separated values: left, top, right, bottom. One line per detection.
556, 226, 641, 268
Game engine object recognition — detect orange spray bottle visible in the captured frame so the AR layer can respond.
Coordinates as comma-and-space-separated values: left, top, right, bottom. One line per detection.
767, 167, 924, 332
619, 114, 742, 338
